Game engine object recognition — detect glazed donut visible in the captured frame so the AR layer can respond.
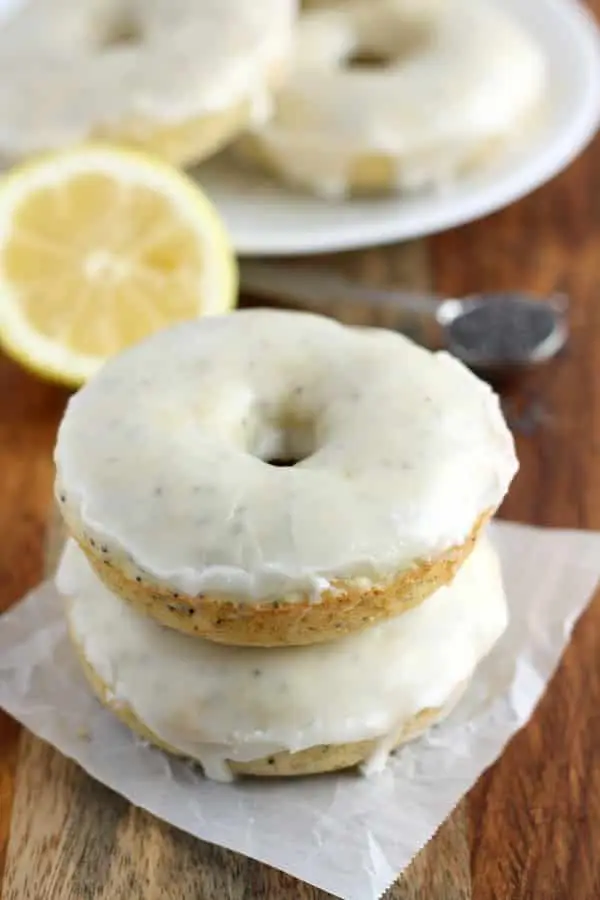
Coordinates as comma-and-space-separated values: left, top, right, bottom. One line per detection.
58, 536, 508, 780
55, 309, 517, 646
235, 0, 546, 197
0, 0, 296, 166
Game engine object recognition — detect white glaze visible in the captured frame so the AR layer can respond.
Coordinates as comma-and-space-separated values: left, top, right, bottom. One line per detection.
59, 536, 508, 781
55, 309, 517, 602
0, 0, 296, 160
238, 0, 546, 197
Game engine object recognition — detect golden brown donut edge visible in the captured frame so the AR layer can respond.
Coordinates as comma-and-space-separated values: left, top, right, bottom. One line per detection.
69, 626, 468, 778
68, 511, 490, 648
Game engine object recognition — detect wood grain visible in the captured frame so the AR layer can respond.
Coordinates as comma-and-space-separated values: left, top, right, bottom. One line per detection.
431, 126, 600, 900
2, 17, 600, 895
0, 363, 68, 889
4, 732, 470, 900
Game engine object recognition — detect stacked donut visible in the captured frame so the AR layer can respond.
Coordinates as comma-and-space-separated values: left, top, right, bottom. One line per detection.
0, 0, 546, 198
54, 309, 517, 781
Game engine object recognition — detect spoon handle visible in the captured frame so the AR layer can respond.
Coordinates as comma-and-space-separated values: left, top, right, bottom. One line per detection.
239, 261, 446, 349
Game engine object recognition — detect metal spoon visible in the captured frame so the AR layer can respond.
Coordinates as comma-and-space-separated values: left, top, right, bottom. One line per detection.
240, 261, 569, 381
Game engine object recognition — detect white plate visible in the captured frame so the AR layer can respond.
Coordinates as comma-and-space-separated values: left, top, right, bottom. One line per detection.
195, 0, 600, 256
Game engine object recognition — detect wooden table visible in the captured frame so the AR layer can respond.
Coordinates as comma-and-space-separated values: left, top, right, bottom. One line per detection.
2, 85, 600, 900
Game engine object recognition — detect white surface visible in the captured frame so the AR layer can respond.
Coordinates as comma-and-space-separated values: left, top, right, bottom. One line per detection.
192, 0, 600, 255
1, 521, 599, 900
55, 311, 516, 601
59, 537, 507, 782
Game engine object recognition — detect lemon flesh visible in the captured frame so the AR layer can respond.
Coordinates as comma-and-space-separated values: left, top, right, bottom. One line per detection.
0, 147, 237, 385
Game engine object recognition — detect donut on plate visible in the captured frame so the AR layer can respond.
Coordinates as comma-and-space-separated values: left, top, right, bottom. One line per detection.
58, 536, 508, 780
54, 309, 517, 646
0, 0, 296, 166
234, 0, 546, 197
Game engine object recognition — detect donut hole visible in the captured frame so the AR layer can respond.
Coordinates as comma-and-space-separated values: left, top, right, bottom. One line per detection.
266, 458, 300, 468
97, 9, 144, 50
249, 412, 318, 469
345, 49, 392, 71
343, 17, 433, 71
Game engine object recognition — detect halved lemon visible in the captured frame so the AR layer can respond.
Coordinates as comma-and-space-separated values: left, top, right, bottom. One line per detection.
0, 146, 237, 386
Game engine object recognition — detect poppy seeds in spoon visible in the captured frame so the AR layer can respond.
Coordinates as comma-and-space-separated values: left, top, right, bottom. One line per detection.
446, 295, 559, 364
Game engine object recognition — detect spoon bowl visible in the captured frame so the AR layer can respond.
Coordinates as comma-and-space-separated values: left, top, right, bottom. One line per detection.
437, 292, 569, 379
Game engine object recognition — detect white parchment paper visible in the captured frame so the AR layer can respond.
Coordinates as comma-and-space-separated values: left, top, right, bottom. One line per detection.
1, 521, 599, 900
